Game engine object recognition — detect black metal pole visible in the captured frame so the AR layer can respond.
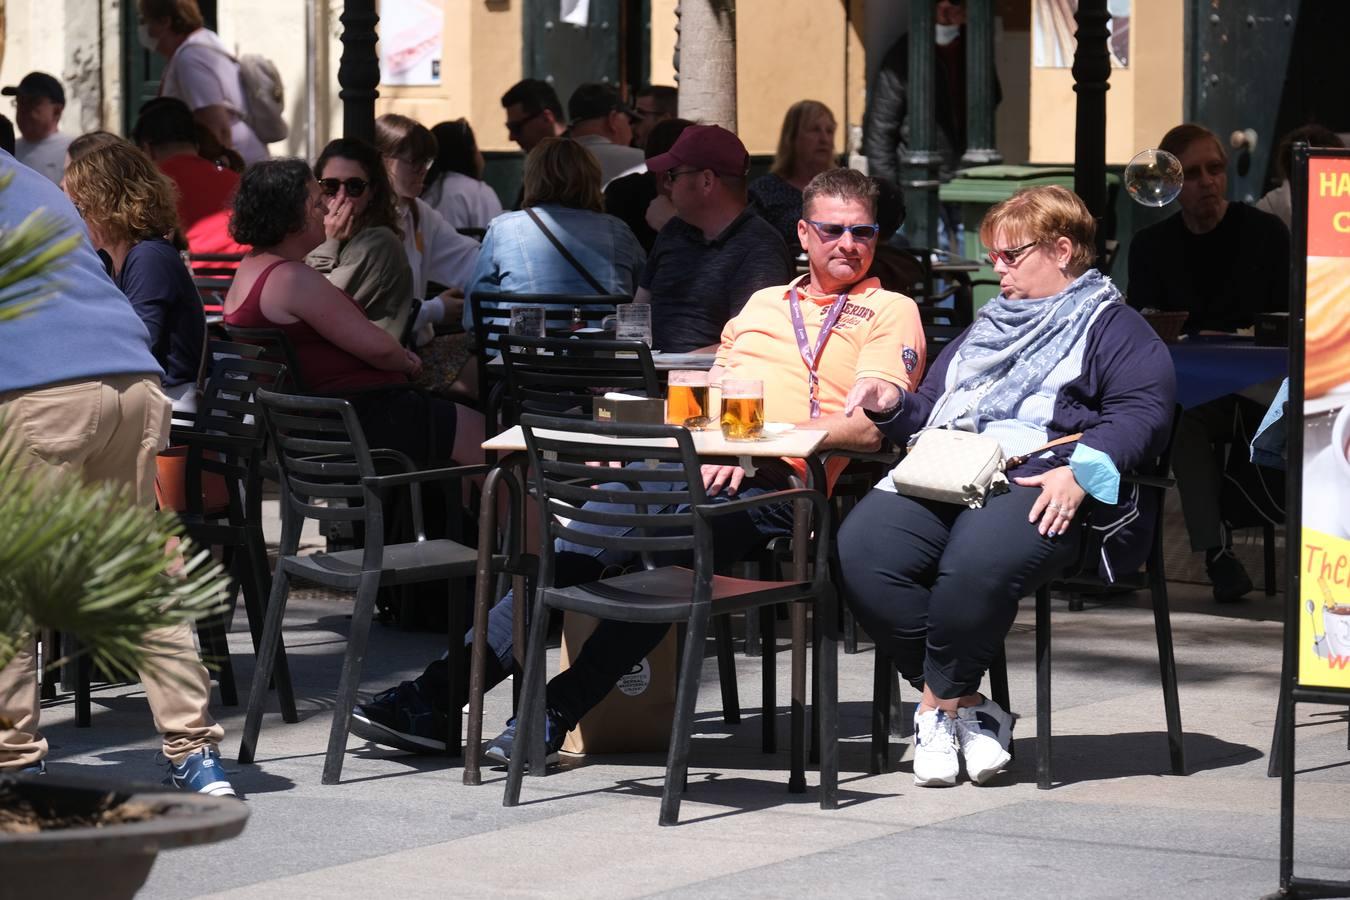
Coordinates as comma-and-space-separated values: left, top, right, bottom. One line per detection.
1071, 0, 1110, 255
902, 0, 941, 249
339, 0, 380, 145
961, 0, 1001, 166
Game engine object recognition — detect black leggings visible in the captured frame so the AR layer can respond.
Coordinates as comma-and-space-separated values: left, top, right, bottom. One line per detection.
839, 485, 1080, 699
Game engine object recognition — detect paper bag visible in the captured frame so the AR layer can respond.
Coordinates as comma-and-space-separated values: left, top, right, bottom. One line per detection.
559, 611, 677, 754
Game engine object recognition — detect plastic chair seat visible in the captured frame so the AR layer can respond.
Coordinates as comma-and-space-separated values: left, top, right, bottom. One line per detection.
545, 566, 815, 623
281, 540, 481, 589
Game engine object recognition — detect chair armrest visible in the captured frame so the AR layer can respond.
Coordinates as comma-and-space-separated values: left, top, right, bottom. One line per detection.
367, 448, 419, 474
695, 487, 834, 589
817, 446, 899, 467
167, 426, 256, 456
1123, 473, 1175, 490
363, 463, 492, 489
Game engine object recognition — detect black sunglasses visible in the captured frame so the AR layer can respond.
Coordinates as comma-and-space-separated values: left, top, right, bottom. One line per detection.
806, 219, 880, 242
505, 108, 544, 136
319, 177, 369, 198
987, 240, 1039, 266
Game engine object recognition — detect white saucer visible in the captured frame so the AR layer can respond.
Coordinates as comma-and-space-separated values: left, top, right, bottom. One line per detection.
763, 422, 795, 435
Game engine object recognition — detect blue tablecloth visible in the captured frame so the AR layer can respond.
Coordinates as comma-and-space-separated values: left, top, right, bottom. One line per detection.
1168, 339, 1288, 409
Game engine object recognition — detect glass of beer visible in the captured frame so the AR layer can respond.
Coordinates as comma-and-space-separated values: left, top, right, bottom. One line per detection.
667, 370, 711, 429
720, 378, 764, 441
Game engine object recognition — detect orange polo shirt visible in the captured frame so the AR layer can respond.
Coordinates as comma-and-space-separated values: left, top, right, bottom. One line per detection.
715, 276, 926, 490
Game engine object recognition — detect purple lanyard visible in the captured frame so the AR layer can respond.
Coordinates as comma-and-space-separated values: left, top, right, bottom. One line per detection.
788, 283, 849, 419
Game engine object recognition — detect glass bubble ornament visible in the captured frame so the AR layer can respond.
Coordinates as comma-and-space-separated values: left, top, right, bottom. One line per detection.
1124, 149, 1184, 207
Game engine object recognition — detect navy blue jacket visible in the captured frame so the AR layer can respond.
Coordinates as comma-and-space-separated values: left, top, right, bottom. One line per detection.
117, 238, 206, 390
873, 301, 1177, 577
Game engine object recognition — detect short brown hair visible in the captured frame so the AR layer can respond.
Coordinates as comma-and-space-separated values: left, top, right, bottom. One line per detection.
979, 185, 1097, 273
66, 130, 124, 164
138, 0, 205, 34
770, 100, 835, 179
1158, 123, 1227, 165
64, 141, 181, 246
802, 168, 878, 220
374, 113, 438, 165
522, 138, 603, 212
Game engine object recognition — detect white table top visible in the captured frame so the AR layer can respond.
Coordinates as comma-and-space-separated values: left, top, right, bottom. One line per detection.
483, 424, 828, 476
485, 350, 717, 372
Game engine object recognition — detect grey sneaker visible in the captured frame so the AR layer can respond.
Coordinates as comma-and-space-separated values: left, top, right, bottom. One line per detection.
955, 697, 1013, 785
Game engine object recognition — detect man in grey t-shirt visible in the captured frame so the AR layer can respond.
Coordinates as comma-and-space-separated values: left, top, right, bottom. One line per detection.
636, 125, 795, 353
2, 72, 73, 184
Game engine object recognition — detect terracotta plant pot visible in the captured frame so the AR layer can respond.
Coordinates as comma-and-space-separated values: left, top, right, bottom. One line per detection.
0, 773, 249, 900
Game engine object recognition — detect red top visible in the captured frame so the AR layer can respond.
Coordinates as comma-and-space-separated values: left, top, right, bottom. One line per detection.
225, 260, 406, 394
158, 153, 248, 259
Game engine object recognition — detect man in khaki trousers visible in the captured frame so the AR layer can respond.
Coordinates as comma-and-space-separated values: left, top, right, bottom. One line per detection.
0, 149, 233, 796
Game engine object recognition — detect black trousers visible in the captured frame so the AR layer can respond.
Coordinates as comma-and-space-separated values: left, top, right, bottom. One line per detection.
839, 485, 1080, 699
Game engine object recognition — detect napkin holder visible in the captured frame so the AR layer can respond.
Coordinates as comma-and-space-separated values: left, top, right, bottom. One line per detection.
594, 393, 664, 425
1255, 312, 1289, 347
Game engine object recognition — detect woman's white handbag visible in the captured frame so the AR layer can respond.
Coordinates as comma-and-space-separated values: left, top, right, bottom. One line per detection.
890, 428, 1008, 509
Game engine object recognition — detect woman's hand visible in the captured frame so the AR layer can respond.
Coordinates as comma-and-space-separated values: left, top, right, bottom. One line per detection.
843, 377, 902, 417
1014, 465, 1087, 537
701, 464, 745, 497
403, 348, 423, 379
324, 196, 356, 242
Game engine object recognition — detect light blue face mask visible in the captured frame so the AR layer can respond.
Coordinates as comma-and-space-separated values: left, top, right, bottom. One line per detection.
935, 23, 961, 46
137, 23, 157, 52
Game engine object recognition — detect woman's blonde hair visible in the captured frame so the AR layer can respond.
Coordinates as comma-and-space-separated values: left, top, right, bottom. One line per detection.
64, 141, 181, 247
978, 185, 1097, 273
522, 137, 603, 212
769, 100, 835, 179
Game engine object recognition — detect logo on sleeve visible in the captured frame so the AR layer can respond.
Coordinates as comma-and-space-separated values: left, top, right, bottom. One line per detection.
902, 346, 919, 373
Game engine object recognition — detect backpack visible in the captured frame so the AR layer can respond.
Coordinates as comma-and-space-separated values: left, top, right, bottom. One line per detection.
235, 54, 289, 144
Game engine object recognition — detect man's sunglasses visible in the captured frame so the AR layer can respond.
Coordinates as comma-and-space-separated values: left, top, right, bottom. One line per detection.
987, 240, 1039, 266
806, 219, 880, 242
505, 108, 544, 136
319, 177, 369, 198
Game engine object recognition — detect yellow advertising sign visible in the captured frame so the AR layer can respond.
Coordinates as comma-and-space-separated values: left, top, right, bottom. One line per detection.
1299, 528, 1350, 688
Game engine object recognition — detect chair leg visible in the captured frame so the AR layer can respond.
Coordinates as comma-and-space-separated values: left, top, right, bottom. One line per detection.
712, 614, 740, 724
660, 611, 710, 827
809, 603, 821, 765
1263, 522, 1277, 596
242, 529, 298, 723
238, 566, 294, 766
1036, 585, 1052, 790
75, 641, 92, 728
989, 643, 1013, 762
196, 609, 238, 707
816, 592, 839, 810
1148, 561, 1187, 776
503, 590, 553, 807
870, 650, 890, 775
842, 604, 859, 655
760, 605, 777, 754
789, 602, 808, 794
743, 608, 762, 657
322, 571, 382, 785
445, 578, 467, 759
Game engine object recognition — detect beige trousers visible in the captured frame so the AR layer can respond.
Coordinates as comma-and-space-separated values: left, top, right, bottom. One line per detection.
0, 373, 224, 768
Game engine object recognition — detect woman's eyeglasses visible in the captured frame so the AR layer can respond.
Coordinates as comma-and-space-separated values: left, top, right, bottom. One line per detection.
319, 177, 369, 198
806, 220, 880, 242
987, 240, 1039, 266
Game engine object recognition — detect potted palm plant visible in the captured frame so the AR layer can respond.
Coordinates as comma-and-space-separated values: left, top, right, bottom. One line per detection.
0, 176, 248, 898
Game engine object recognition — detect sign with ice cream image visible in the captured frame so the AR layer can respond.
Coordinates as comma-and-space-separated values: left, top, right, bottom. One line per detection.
1298, 154, 1350, 690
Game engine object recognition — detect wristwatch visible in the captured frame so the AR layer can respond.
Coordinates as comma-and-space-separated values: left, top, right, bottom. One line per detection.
863, 389, 904, 423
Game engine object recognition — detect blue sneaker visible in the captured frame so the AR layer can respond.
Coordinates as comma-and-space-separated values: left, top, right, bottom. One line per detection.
167, 748, 237, 797
483, 710, 566, 768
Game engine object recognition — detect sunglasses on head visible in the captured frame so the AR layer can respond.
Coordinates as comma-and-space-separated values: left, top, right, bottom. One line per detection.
806, 219, 880, 242
987, 240, 1039, 266
319, 177, 369, 198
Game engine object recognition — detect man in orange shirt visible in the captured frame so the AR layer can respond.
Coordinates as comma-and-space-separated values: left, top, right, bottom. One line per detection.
351, 168, 926, 765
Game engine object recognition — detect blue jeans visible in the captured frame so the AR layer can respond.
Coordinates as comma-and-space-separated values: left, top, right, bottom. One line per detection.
416, 464, 797, 727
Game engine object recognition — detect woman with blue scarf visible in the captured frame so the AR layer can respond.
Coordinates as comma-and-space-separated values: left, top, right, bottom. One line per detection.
840, 186, 1175, 787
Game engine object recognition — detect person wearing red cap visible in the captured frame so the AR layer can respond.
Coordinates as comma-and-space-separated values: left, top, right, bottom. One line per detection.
637, 124, 796, 352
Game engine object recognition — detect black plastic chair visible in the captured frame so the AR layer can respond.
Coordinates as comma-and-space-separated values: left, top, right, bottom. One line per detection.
502, 415, 839, 826
497, 334, 659, 425
467, 291, 628, 435
222, 324, 312, 393
239, 390, 516, 784
166, 354, 299, 721
871, 409, 1187, 788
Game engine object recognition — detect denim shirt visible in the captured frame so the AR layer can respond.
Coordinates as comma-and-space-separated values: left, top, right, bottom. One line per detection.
462, 205, 645, 331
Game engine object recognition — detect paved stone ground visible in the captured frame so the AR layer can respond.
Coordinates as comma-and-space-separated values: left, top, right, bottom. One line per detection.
29, 509, 1350, 899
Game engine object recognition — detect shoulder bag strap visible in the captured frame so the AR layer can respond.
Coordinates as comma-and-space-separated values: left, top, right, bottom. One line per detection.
524, 207, 610, 295
1005, 432, 1085, 469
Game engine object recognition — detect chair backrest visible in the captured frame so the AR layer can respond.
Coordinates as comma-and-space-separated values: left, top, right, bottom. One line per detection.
468, 291, 628, 359
255, 389, 387, 547
519, 413, 711, 570
222, 324, 311, 393
498, 335, 660, 425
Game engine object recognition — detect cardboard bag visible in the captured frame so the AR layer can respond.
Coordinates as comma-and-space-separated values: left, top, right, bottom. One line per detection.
559, 611, 677, 754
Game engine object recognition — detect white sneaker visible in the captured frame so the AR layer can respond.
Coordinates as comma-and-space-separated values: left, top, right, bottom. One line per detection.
912, 707, 959, 787
955, 697, 1013, 785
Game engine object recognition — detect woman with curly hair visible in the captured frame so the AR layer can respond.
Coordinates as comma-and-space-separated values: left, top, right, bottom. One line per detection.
223, 158, 481, 467
64, 139, 205, 411
305, 137, 416, 340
